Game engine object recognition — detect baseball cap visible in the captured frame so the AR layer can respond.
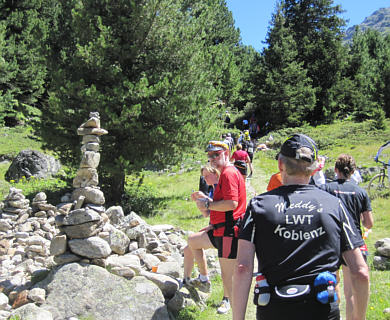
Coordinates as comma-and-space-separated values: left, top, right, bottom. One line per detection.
280, 134, 318, 163
205, 141, 229, 152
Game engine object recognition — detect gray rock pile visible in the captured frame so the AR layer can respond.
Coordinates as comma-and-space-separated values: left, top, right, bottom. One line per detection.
0, 188, 61, 319
0, 112, 221, 320
373, 238, 390, 270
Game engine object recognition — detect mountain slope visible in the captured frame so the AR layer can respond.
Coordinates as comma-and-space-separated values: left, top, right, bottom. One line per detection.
344, 7, 390, 42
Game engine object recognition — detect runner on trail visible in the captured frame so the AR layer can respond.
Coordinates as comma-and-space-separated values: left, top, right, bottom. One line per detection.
186, 141, 247, 314
320, 154, 373, 320
232, 134, 369, 320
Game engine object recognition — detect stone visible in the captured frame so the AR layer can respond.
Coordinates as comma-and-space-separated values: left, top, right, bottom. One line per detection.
105, 254, 141, 271
81, 142, 100, 152
108, 226, 130, 255
62, 208, 101, 226
5, 187, 25, 201
68, 237, 111, 258
140, 270, 180, 299
82, 134, 101, 144
28, 288, 46, 304
62, 221, 102, 239
0, 292, 9, 310
36, 263, 168, 320
73, 168, 99, 188
53, 253, 81, 265
0, 220, 12, 232
33, 192, 47, 202
5, 150, 61, 182
10, 303, 53, 320
373, 255, 390, 270
8, 199, 30, 209
142, 254, 161, 271
80, 151, 100, 169
105, 206, 124, 225
12, 290, 29, 309
375, 238, 390, 257
80, 116, 100, 128
155, 261, 182, 278
72, 187, 105, 205
50, 235, 67, 256
151, 224, 175, 234
77, 127, 108, 136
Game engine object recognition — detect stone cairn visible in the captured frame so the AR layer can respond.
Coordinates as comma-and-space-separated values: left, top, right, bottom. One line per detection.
0, 112, 221, 320
52, 111, 112, 263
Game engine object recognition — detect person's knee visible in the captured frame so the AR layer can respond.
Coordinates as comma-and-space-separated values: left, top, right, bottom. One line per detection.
183, 245, 191, 256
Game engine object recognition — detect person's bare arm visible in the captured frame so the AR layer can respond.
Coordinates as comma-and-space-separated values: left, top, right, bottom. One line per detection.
361, 210, 373, 229
342, 248, 370, 320
232, 239, 255, 320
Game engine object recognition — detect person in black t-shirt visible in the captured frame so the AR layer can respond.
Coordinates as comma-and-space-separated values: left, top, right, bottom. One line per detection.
320, 154, 373, 320
232, 134, 369, 320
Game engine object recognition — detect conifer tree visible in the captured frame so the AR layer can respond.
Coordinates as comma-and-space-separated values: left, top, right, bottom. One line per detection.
255, 6, 316, 129
40, 0, 237, 201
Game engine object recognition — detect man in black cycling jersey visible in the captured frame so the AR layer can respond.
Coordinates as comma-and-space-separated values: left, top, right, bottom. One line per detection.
232, 134, 369, 320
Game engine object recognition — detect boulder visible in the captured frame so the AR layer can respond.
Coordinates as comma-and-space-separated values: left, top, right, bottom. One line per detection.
375, 238, 390, 257
36, 263, 169, 320
68, 237, 111, 258
5, 150, 61, 182
10, 303, 53, 320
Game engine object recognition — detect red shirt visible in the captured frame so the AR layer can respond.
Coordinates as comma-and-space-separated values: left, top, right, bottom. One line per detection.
231, 150, 249, 162
210, 166, 247, 236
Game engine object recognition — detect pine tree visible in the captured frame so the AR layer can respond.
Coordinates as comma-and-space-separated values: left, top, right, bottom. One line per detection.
0, 0, 54, 125
254, 6, 316, 129
280, 0, 346, 123
40, 0, 235, 201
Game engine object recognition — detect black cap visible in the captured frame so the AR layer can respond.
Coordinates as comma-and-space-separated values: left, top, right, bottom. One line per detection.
280, 134, 318, 163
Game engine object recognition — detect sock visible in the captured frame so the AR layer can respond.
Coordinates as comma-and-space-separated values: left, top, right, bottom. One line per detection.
183, 277, 190, 284
199, 274, 209, 282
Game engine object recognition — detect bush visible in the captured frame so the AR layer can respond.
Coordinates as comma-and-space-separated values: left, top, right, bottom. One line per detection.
121, 174, 160, 217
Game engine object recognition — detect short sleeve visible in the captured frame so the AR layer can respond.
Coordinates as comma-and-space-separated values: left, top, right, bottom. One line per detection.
338, 201, 365, 252
239, 205, 255, 242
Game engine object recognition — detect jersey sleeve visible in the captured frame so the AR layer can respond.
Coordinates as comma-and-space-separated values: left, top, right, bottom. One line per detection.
220, 168, 240, 201
338, 201, 365, 252
239, 204, 255, 242
361, 190, 372, 212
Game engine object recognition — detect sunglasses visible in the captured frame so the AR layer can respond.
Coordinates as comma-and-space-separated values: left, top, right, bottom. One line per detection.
208, 151, 224, 159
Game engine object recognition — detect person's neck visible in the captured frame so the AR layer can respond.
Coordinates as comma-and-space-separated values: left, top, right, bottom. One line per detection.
282, 175, 310, 185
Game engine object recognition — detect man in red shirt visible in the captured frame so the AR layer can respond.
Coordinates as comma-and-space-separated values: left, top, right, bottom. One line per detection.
185, 141, 247, 314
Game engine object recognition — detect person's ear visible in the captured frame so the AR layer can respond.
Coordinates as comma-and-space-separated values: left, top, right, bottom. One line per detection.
278, 157, 284, 172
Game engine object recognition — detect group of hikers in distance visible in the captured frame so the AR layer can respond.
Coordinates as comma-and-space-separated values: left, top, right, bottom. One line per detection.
180, 131, 372, 320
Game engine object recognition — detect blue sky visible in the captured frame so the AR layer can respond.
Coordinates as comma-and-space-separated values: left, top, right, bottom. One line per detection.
226, 0, 390, 51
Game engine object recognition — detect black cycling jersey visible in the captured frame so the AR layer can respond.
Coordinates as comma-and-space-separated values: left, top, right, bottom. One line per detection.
240, 184, 364, 286
320, 179, 371, 235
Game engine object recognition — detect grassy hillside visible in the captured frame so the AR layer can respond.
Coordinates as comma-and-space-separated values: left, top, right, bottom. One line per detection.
1, 119, 389, 319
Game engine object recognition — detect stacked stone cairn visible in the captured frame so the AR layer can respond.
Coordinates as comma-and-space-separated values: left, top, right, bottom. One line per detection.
0, 112, 221, 319
52, 112, 111, 263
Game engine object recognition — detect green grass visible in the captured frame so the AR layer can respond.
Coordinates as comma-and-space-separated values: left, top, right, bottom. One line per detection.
0, 126, 43, 157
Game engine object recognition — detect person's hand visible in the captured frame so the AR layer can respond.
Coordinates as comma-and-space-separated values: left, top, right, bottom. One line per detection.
191, 191, 207, 201
199, 224, 213, 232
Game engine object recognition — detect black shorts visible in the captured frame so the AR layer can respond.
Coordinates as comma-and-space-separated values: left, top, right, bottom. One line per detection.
257, 300, 339, 320
207, 229, 238, 259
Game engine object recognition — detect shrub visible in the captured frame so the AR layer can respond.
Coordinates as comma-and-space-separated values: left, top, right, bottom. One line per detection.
121, 174, 160, 217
